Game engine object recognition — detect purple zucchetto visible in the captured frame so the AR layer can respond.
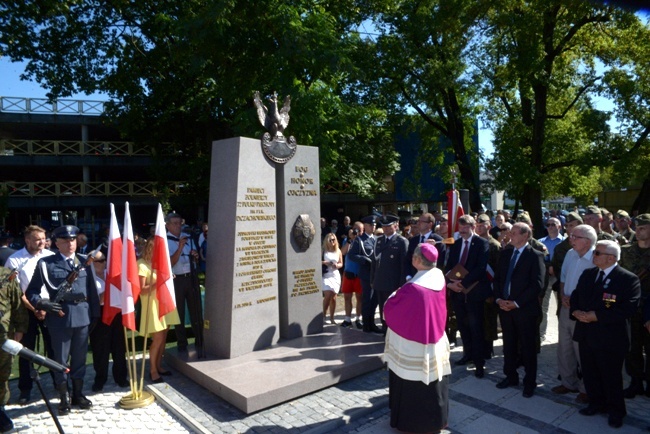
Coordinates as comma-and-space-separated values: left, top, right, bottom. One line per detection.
420, 242, 439, 263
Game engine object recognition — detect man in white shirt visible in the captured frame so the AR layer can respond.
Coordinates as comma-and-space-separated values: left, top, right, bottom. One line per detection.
6, 225, 55, 405
552, 224, 597, 404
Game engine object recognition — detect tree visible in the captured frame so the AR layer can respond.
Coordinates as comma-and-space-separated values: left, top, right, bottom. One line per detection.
478, 0, 650, 233
0, 0, 399, 204
363, 0, 486, 211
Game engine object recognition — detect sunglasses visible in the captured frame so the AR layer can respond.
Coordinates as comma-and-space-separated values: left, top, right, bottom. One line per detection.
594, 251, 614, 257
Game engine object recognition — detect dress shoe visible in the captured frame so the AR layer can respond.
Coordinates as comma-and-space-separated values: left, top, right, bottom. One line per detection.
623, 378, 644, 399
608, 415, 623, 428
0, 409, 13, 433
496, 378, 518, 389
455, 356, 470, 366
475, 366, 484, 379
355, 319, 363, 329
17, 391, 30, 405
91, 383, 103, 392
579, 406, 605, 416
551, 385, 577, 394
575, 393, 589, 404
522, 385, 535, 398
340, 320, 352, 328
117, 381, 130, 388
159, 370, 173, 376
150, 375, 164, 384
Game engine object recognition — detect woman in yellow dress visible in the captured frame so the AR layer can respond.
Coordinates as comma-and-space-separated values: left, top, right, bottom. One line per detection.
138, 238, 180, 383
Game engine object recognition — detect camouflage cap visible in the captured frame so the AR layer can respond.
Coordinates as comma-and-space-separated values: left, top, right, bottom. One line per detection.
585, 205, 601, 215
616, 210, 630, 219
516, 213, 532, 225
476, 214, 491, 224
634, 213, 650, 226
566, 212, 583, 224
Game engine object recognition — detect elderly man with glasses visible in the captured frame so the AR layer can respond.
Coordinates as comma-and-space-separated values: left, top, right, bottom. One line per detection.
552, 224, 597, 404
571, 240, 641, 429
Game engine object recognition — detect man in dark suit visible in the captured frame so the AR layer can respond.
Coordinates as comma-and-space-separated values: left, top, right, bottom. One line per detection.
445, 215, 490, 377
405, 212, 443, 277
371, 214, 409, 329
570, 240, 641, 429
493, 222, 545, 398
26, 225, 101, 415
348, 215, 380, 333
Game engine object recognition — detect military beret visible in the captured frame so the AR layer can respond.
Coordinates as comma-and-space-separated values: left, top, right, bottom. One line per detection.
566, 212, 583, 223
440, 214, 448, 222
616, 210, 630, 219
634, 213, 650, 226
361, 215, 377, 225
53, 225, 80, 240
585, 205, 601, 216
476, 214, 491, 224
378, 214, 400, 226
516, 213, 532, 224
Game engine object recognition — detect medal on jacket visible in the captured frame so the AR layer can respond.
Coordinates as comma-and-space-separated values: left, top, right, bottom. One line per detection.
603, 292, 616, 308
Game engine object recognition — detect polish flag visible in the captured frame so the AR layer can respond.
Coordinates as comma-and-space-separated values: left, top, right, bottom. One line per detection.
102, 203, 123, 325
447, 189, 465, 238
151, 204, 176, 319
120, 202, 141, 330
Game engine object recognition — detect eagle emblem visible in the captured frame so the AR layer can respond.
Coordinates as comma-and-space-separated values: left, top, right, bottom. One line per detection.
253, 91, 297, 164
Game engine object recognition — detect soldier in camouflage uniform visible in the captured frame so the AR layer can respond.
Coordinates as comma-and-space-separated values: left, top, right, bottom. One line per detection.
0, 266, 29, 432
616, 210, 636, 244
600, 208, 628, 245
620, 213, 650, 399
583, 205, 616, 242
476, 214, 501, 359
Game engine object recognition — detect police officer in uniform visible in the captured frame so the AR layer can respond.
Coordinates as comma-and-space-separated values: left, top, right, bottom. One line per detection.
0, 266, 28, 431
371, 214, 409, 330
26, 225, 100, 415
620, 213, 650, 398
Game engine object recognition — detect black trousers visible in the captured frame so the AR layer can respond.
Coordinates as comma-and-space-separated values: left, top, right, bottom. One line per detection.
499, 309, 538, 388
173, 274, 201, 348
89, 308, 127, 386
452, 295, 485, 368
360, 277, 378, 324
580, 343, 627, 418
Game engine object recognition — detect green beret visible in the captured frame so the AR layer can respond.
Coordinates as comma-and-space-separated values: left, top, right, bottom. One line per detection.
516, 213, 532, 224
585, 205, 601, 216
616, 210, 630, 219
566, 212, 583, 224
476, 214, 491, 224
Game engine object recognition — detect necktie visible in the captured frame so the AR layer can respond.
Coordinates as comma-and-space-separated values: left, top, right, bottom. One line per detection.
420, 235, 425, 244
595, 270, 605, 287
459, 240, 469, 266
503, 249, 520, 299
67, 258, 75, 270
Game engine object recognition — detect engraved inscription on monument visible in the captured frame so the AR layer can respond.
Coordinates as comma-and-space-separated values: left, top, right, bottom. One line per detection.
287, 166, 318, 196
233, 187, 278, 309
290, 268, 319, 298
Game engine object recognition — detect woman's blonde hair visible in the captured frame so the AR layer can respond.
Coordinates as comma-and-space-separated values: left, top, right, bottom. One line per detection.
140, 238, 155, 263
322, 233, 339, 253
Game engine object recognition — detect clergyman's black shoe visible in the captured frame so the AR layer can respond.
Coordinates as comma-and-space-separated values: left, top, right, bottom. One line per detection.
475, 366, 484, 379
455, 356, 470, 366
608, 415, 623, 428
496, 377, 519, 389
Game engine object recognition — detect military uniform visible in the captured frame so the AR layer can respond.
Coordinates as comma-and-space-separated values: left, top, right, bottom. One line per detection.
0, 267, 28, 431
371, 215, 409, 325
25, 225, 100, 415
619, 213, 650, 398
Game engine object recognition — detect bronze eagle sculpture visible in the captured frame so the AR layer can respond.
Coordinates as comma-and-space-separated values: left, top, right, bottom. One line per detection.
253, 91, 291, 139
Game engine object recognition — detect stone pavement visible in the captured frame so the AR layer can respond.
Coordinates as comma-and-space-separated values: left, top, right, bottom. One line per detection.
4, 293, 650, 433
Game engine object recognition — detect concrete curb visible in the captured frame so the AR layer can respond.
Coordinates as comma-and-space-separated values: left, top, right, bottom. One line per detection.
146, 384, 211, 434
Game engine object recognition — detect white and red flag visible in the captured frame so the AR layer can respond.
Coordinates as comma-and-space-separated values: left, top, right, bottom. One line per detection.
120, 202, 141, 330
102, 203, 123, 326
446, 189, 465, 238
151, 204, 176, 319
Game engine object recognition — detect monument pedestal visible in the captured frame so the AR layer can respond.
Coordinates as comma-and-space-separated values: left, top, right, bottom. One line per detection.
166, 327, 385, 414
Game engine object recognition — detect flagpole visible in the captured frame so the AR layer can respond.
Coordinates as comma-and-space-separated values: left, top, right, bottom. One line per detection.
139, 272, 154, 396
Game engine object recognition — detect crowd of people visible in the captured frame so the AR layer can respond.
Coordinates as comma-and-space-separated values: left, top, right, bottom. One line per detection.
321, 207, 650, 432
0, 212, 204, 432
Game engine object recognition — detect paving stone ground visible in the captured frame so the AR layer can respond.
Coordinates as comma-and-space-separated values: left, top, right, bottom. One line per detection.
5, 294, 650, 433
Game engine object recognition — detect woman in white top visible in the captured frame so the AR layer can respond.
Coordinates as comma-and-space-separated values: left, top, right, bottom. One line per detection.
322, 233, 343, 324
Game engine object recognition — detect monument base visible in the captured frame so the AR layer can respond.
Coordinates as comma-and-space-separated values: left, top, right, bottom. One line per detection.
166, 326, 386, 414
